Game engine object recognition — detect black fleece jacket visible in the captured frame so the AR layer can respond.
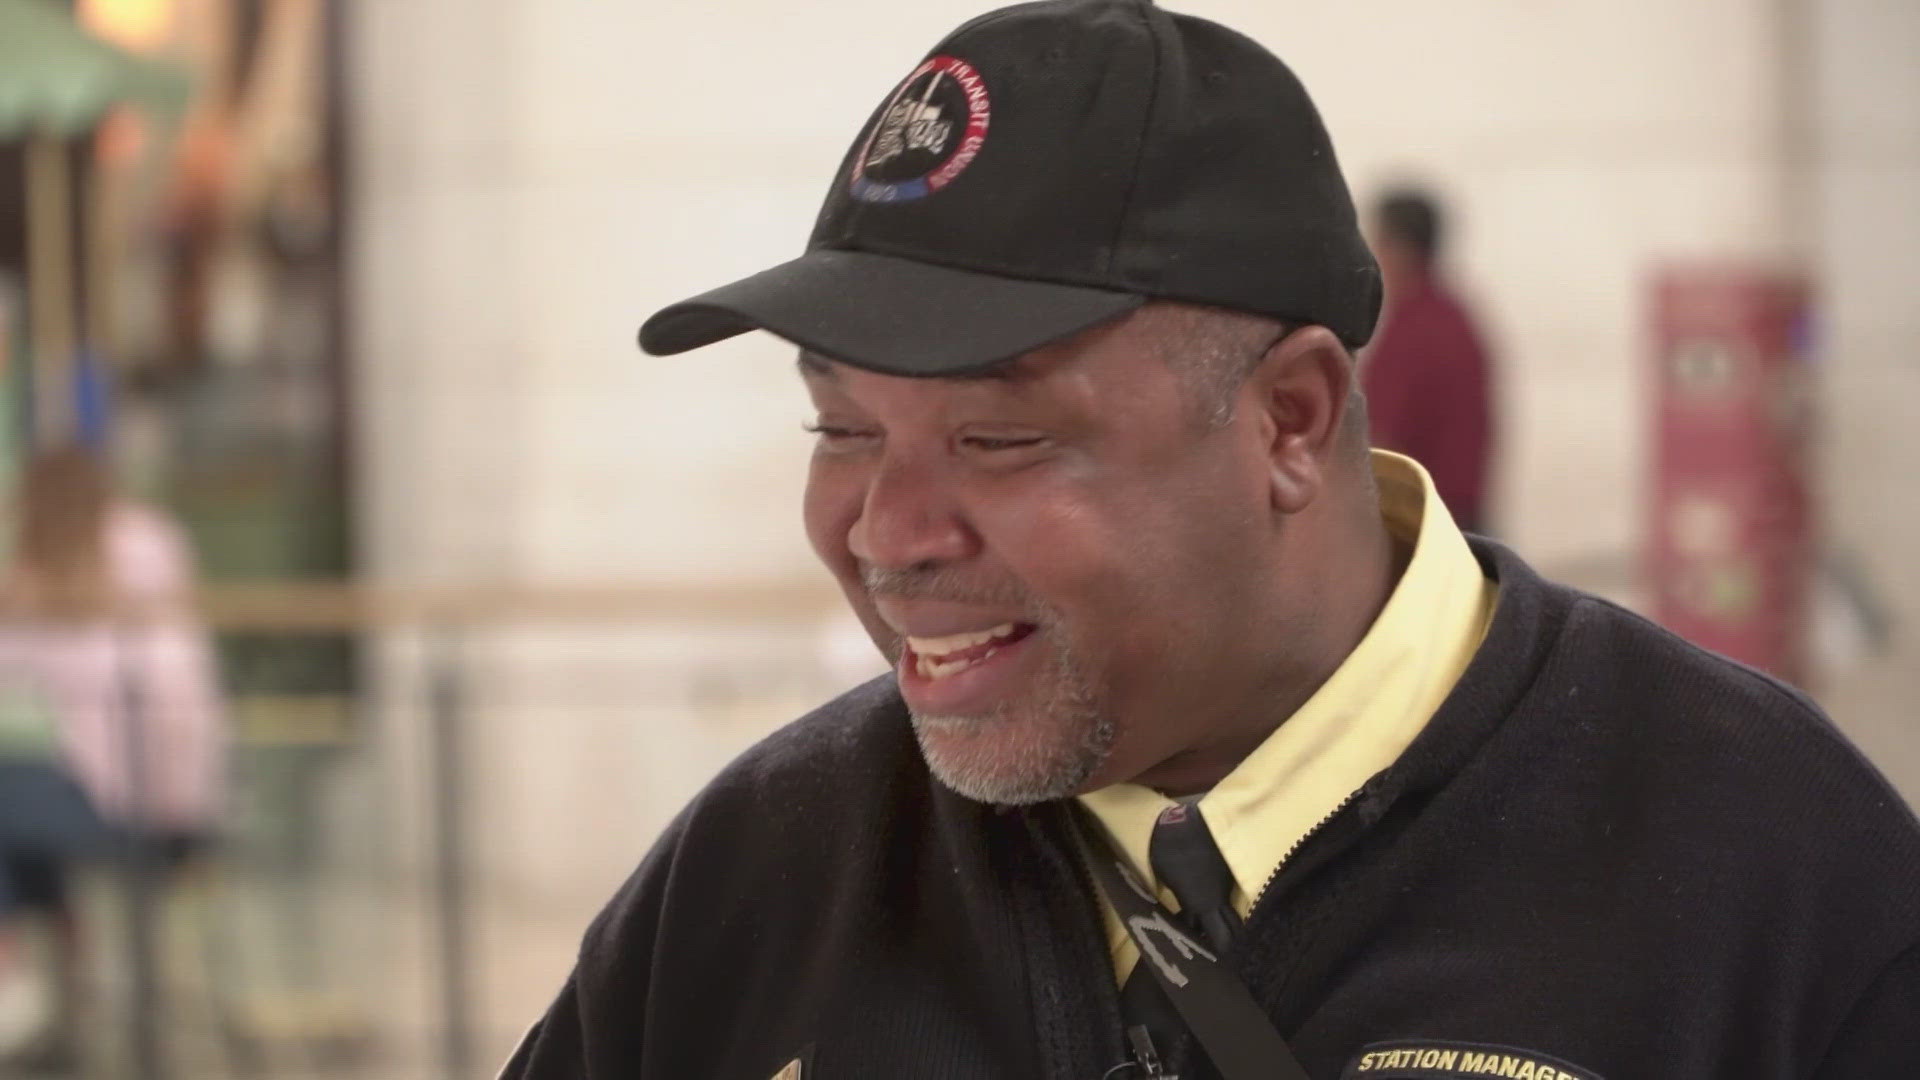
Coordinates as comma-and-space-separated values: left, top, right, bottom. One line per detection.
501, 542, 1920, 1080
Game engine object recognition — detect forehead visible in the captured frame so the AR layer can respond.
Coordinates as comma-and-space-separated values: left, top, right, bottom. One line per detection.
797, 347, 1054, 386
796, 314, 1165, 400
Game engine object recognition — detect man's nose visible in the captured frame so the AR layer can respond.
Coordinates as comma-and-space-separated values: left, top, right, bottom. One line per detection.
847, 458, 979, 570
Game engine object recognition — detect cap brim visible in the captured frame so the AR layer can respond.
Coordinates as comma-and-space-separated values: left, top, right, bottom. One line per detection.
638, 249, 1144, 376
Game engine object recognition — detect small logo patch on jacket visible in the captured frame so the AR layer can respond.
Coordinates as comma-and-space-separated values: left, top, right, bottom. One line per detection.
1343, 1040, 1604, 1080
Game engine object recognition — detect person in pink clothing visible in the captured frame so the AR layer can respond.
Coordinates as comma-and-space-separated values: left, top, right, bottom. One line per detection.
1361, 188, 1498, 533
0, 446, 227, 1061
1, 446, 227, 831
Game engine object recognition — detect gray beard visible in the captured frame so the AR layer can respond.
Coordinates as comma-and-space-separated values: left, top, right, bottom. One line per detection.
907, 630, 1115, 806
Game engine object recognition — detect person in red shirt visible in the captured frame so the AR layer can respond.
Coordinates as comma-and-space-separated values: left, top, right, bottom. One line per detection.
1361, 188, 1497, 533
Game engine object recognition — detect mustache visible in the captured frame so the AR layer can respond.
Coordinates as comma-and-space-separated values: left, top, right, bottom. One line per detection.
860, 565, 1039, 611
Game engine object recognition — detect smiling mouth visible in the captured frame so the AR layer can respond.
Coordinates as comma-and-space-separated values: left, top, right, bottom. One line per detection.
905, 622, 1037, 680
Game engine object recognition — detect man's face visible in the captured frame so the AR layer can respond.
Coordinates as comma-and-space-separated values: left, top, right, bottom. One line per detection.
801, 312, 1284, 804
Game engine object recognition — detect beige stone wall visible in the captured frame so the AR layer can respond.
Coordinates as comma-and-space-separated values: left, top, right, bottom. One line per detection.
1808, 0, 1920, 799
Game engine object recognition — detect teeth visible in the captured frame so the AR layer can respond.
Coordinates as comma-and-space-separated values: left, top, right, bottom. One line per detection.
907, 622, 1021, 681
916, 652, 991, 680
906, 622, 1018, 660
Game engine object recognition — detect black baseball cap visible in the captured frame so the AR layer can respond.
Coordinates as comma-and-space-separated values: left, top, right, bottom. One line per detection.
638, 0, 1380, 375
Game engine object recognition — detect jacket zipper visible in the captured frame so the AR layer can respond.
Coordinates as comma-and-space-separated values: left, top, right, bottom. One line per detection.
1251, 783, 1370, 911
1116, 782, 1380, 1079
1224, 774, 1396, 1063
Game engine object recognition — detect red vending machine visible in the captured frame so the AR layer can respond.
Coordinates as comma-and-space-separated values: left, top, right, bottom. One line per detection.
1650, 266, 1815, 687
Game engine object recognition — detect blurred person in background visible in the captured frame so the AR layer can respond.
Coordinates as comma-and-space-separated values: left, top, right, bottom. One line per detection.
504, 2, 1920, 1078
1361, 187, 1497, 533
0, 445, 226, 1067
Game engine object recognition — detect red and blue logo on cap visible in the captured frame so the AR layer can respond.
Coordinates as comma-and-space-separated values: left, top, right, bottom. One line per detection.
851, 55, 991, 204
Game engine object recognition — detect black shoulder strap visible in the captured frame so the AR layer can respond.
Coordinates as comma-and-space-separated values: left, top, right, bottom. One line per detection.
1075, 813, 1314, 1080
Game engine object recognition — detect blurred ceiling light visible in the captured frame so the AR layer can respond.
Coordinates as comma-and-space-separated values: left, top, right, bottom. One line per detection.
80, 0, 176, 53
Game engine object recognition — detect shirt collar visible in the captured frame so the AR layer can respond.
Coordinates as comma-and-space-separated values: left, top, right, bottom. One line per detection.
1078, 449, 1497, 915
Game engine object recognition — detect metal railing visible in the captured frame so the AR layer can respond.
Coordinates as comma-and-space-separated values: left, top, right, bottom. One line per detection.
193, 579, 842, 1079
3, 579, 843, 1078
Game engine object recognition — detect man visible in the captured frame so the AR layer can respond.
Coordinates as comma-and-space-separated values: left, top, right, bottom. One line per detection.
503, 2, 1920, 1078
1361, 188, 1497, 533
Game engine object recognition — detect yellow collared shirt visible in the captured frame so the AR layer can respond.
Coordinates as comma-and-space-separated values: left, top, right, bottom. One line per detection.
1076, 450, 1497, 982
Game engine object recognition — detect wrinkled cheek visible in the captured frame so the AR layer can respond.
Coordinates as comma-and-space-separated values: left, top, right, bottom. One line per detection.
805, 469, 896, 658
802, 467, 861, 577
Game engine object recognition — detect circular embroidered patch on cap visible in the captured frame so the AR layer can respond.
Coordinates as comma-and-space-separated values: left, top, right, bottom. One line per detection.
850, 55, 991, 203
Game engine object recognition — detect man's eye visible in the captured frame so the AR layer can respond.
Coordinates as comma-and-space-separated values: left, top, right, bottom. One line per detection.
960, 434, 1047, 452
803, 422, 876, 442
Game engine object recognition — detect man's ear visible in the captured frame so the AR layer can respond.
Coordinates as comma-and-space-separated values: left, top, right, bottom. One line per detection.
1244, 325, 1355, 515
